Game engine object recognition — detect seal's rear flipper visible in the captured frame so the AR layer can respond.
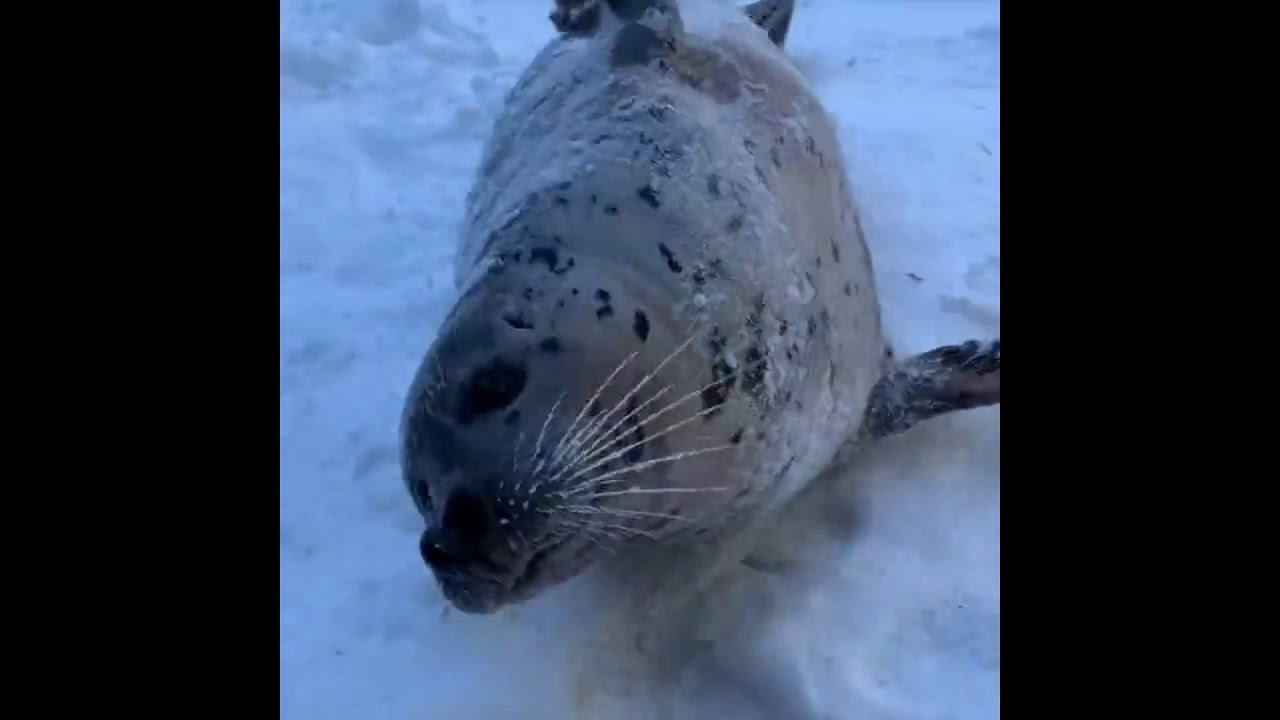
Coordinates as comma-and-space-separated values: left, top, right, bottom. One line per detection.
551, 1, 683, 37
550, 1, 794, 48
859, 339, 1001, 441
744, 0, 796, 47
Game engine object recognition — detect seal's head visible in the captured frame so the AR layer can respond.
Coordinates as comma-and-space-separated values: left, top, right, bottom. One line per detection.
400, 264, 737, 614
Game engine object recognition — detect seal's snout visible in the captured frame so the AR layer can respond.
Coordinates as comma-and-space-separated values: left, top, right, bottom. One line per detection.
419, 488, 502, 577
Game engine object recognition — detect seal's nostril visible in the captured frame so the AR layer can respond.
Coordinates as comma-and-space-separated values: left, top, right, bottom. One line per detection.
419, 528, 461, 572
420, 490, 500, 575
441, 489, 490, 547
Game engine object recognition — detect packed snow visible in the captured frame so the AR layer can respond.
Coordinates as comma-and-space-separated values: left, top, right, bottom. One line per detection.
280, 1, 1000, 718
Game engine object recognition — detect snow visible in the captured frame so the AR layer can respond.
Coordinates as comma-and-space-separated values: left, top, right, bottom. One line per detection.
279, 1, 1000, 718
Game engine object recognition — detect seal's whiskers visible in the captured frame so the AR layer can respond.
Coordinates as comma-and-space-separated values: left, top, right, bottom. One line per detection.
561, 384, 674, 475
562, 506, 693, 523
557, 332, 699, 467
548, 350, 640, 468
528, 392, 568, 480
564, 445, 736, 500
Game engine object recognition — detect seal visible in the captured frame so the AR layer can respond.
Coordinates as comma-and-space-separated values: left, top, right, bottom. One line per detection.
399, 0, 1001, 615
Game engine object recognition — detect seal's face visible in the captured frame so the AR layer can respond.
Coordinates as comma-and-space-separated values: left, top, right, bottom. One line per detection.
400, 354, 586, 615
400, 275, 724, 614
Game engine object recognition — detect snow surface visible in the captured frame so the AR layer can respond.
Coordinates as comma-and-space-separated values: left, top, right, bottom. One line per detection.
280, 1, 1000, 718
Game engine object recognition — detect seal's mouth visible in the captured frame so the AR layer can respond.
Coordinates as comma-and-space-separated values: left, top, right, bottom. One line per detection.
508, 533, 577, 598
437, 534, 576, 614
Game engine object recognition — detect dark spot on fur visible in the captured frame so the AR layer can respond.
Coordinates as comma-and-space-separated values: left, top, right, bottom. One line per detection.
779, 320, 788, 336
816, 255, 822, 268
522, 287, 535, 301
805, 135, 817, 155
595, 289, 611, 303
830, 238, 842, 263
742, 345, 767, 395
703, 361, 733, 415
571, 288, 579, 295
820, 309, 832, 331
504, 410, 521, 426
708, 327, 726, 355
770, 145, 782, 168
596, 305, 614, 320
555, 196, 569, 206
457, 358, 527, 425
530, 246, 575, 274
633, 310, 650, 341
807, 316, 818, 337
657, 243, 683, 273
590, 400, 602, 417
692, 266, 706, 286
755, 165, 769, 187
604, 204, 619, 216
503, 312, 533, 330
590, 194, 599, 204
726, 216, 743, 232
611, 22, 674, 68
539, 337, 562, 354
637, 184, 661, 208
702, 328, 734, 417
730, 427, 744, 444
744, 139, 757, 152
707, 174, 722, 197
709, 258, 727, 279
843, 282, 852, 296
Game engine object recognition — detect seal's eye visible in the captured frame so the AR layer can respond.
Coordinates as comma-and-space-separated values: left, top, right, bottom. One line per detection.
457, 357, 528, 423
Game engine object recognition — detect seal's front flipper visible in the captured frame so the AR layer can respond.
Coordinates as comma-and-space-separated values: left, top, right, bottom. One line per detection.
744, 0, 796, 47
859, 339, 1001, 441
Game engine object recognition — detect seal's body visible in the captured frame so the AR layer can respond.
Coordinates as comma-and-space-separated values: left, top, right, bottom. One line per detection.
400, 0, 1001, 614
